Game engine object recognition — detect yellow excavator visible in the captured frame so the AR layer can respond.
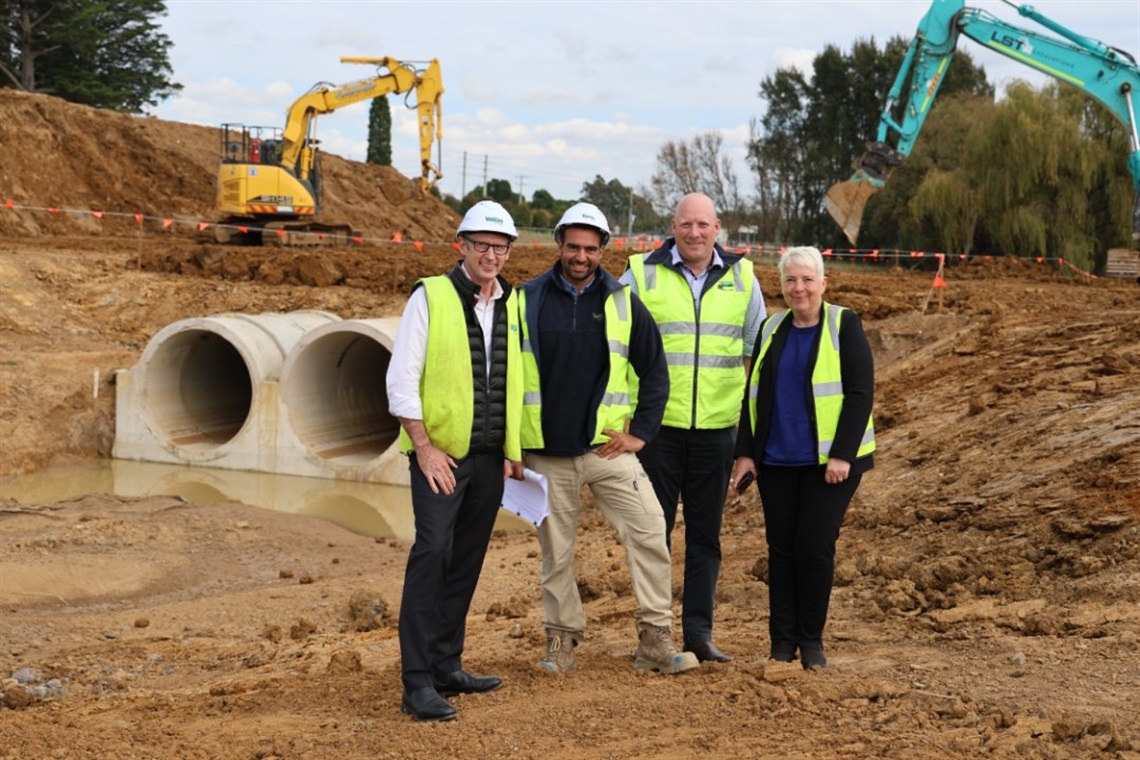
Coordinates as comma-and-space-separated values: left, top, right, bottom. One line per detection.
209, 56, 443, 244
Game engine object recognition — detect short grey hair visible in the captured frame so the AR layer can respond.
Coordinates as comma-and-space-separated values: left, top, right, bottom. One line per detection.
778, 246, 825, 279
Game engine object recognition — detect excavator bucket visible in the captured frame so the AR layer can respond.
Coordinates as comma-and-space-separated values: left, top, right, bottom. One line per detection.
824, 179, 880, 247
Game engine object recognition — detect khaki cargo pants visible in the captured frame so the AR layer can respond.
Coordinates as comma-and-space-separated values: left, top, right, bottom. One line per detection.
527, 450, 674, 634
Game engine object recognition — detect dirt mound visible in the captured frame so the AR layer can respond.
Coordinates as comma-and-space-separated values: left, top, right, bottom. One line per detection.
0, 89, 459, 242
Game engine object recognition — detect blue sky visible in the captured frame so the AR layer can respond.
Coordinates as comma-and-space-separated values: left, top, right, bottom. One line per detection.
150, 1, 1139, 202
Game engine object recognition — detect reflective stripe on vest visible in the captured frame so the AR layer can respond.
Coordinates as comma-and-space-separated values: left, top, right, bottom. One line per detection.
398, 277, 523, 460
747, 303, 875, 463
628, 254, 753, 428
519, 285, 634, 449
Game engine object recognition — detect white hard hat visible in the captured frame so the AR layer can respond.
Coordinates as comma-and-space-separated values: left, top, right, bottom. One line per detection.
457, 200, 518, 241
555, 202, 610, 247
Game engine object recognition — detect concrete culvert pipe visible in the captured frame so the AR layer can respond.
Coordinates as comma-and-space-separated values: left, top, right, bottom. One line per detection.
279, 318, 404, 472
118, 311, 340, 466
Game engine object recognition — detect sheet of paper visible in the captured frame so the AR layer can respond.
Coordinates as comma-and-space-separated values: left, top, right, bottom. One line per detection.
501, 467, 549, 528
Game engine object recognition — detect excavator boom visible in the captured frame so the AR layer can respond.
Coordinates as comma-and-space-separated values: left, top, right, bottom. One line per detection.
213, 56, 444, 244
827, 0, 1140, 246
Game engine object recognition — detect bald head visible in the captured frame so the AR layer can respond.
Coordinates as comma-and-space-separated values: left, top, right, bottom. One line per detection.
671, 193, 721, 271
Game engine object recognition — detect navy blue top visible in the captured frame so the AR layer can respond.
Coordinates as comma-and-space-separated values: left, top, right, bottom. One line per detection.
763, 324, 818, 466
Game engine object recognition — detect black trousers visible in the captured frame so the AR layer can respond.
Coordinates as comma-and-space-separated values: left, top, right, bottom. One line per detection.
399, 451, 504, 692
638, 425, 735, 644
757, 463, 861, 653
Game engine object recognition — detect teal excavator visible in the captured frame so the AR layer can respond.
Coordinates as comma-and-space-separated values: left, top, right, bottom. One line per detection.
825, 0, 1140, 246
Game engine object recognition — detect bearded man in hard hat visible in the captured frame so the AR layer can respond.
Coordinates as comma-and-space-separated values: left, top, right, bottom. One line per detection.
620, 192, 766, 664
386, 200, 525, 722
518, 202, 698, 676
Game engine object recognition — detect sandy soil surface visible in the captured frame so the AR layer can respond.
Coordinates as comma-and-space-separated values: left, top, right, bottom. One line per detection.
1, 91, 1139, 759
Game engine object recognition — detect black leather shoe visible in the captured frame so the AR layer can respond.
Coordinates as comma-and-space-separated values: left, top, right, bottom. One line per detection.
400, 687, 456, 722
684, 640, 733, 663
801, 648, 827, 670
433, 669, 503, 697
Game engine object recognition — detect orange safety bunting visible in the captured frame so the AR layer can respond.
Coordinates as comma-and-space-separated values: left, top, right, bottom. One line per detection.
48, 207, 60, 213
198, 222, 210, 231
163, 218, 174, 228
275, 229, 286, 238
134, 214, 143, 226
392, 231, 403, 242
533, 242, 541, 249
413, 240, 424, 252
3, 199, 13, 209
1036, 256, 1044, 263
959, 253, 967, 260
822, 248, 833, 256
615, 238, 625, 251
91, 211, 103, 219
869, 249, 879, 259
933, 274, 946, 288
238, 226, 249, 234
352, 235, 363, 243
318, 232, 325, 239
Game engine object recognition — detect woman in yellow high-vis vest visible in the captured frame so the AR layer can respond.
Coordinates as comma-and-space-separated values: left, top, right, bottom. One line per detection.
731, 246, 875, 670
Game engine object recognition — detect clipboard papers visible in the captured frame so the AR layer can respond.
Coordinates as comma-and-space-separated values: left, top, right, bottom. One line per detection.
501, 468, 549, 528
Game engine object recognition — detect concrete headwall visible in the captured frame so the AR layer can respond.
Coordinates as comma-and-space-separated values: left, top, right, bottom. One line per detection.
113, 311, 410, 486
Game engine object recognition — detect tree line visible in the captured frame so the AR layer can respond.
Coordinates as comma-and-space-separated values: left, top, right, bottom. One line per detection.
6, 3, 1133, 270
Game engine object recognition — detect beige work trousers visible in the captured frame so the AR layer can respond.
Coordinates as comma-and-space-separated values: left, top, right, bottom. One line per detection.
527, 450, 673, 634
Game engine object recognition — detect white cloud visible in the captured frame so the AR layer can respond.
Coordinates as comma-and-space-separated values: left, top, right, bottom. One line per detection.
153, 0, 1138, 200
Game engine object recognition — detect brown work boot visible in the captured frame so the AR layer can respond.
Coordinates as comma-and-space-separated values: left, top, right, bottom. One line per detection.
536, 628, 578, 673
633, 623, 699, 675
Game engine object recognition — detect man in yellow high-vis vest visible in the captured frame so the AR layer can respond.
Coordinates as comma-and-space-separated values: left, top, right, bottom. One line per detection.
386, 200, 524, 722
621, 193, 766, 664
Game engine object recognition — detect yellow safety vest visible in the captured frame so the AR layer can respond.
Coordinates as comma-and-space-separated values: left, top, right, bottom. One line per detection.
627, 254, 754, 429
748, 303, 875, 463
398, 276, 522, 460
518, 285, 634, 449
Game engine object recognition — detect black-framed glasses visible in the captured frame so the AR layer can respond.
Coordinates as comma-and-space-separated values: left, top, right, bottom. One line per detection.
464, 237, 511, 256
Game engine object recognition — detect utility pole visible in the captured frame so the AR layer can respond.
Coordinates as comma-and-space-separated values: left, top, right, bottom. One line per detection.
482, 155, 488, 198
461, 152, 467, 200
628, 188, 635, 234
518, 175, 525, 205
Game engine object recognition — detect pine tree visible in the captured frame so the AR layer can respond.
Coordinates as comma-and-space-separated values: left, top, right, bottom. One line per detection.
366, 95, 392, 166
1, 0, 180, 112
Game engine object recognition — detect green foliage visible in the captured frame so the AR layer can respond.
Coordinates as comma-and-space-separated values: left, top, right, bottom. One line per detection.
530, 188, 555, 210
749, 36, 991, 245
366, 96, 392, 166
3, 0, 181, 112
895, 82, 1132, 268
486, 178, 514, 203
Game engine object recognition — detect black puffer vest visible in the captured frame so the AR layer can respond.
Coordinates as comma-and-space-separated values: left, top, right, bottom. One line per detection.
446, 265, 511, 454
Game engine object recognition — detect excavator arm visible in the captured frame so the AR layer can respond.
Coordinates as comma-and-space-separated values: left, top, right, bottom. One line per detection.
282, 56, 444, 194
825, 0, 1140, 246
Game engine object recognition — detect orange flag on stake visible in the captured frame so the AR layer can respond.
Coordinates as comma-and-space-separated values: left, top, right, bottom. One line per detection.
413, 240, 424, 252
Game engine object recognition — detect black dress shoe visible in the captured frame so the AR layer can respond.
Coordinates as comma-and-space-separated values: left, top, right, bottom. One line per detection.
683, 641, 733, 663
433, 669, 503, 697
400, 687, 457, 722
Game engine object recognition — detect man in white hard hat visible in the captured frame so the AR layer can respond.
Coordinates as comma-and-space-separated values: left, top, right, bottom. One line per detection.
517, 202, 698, 676
386, 199, 525, 721
620, 192, 766, 664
